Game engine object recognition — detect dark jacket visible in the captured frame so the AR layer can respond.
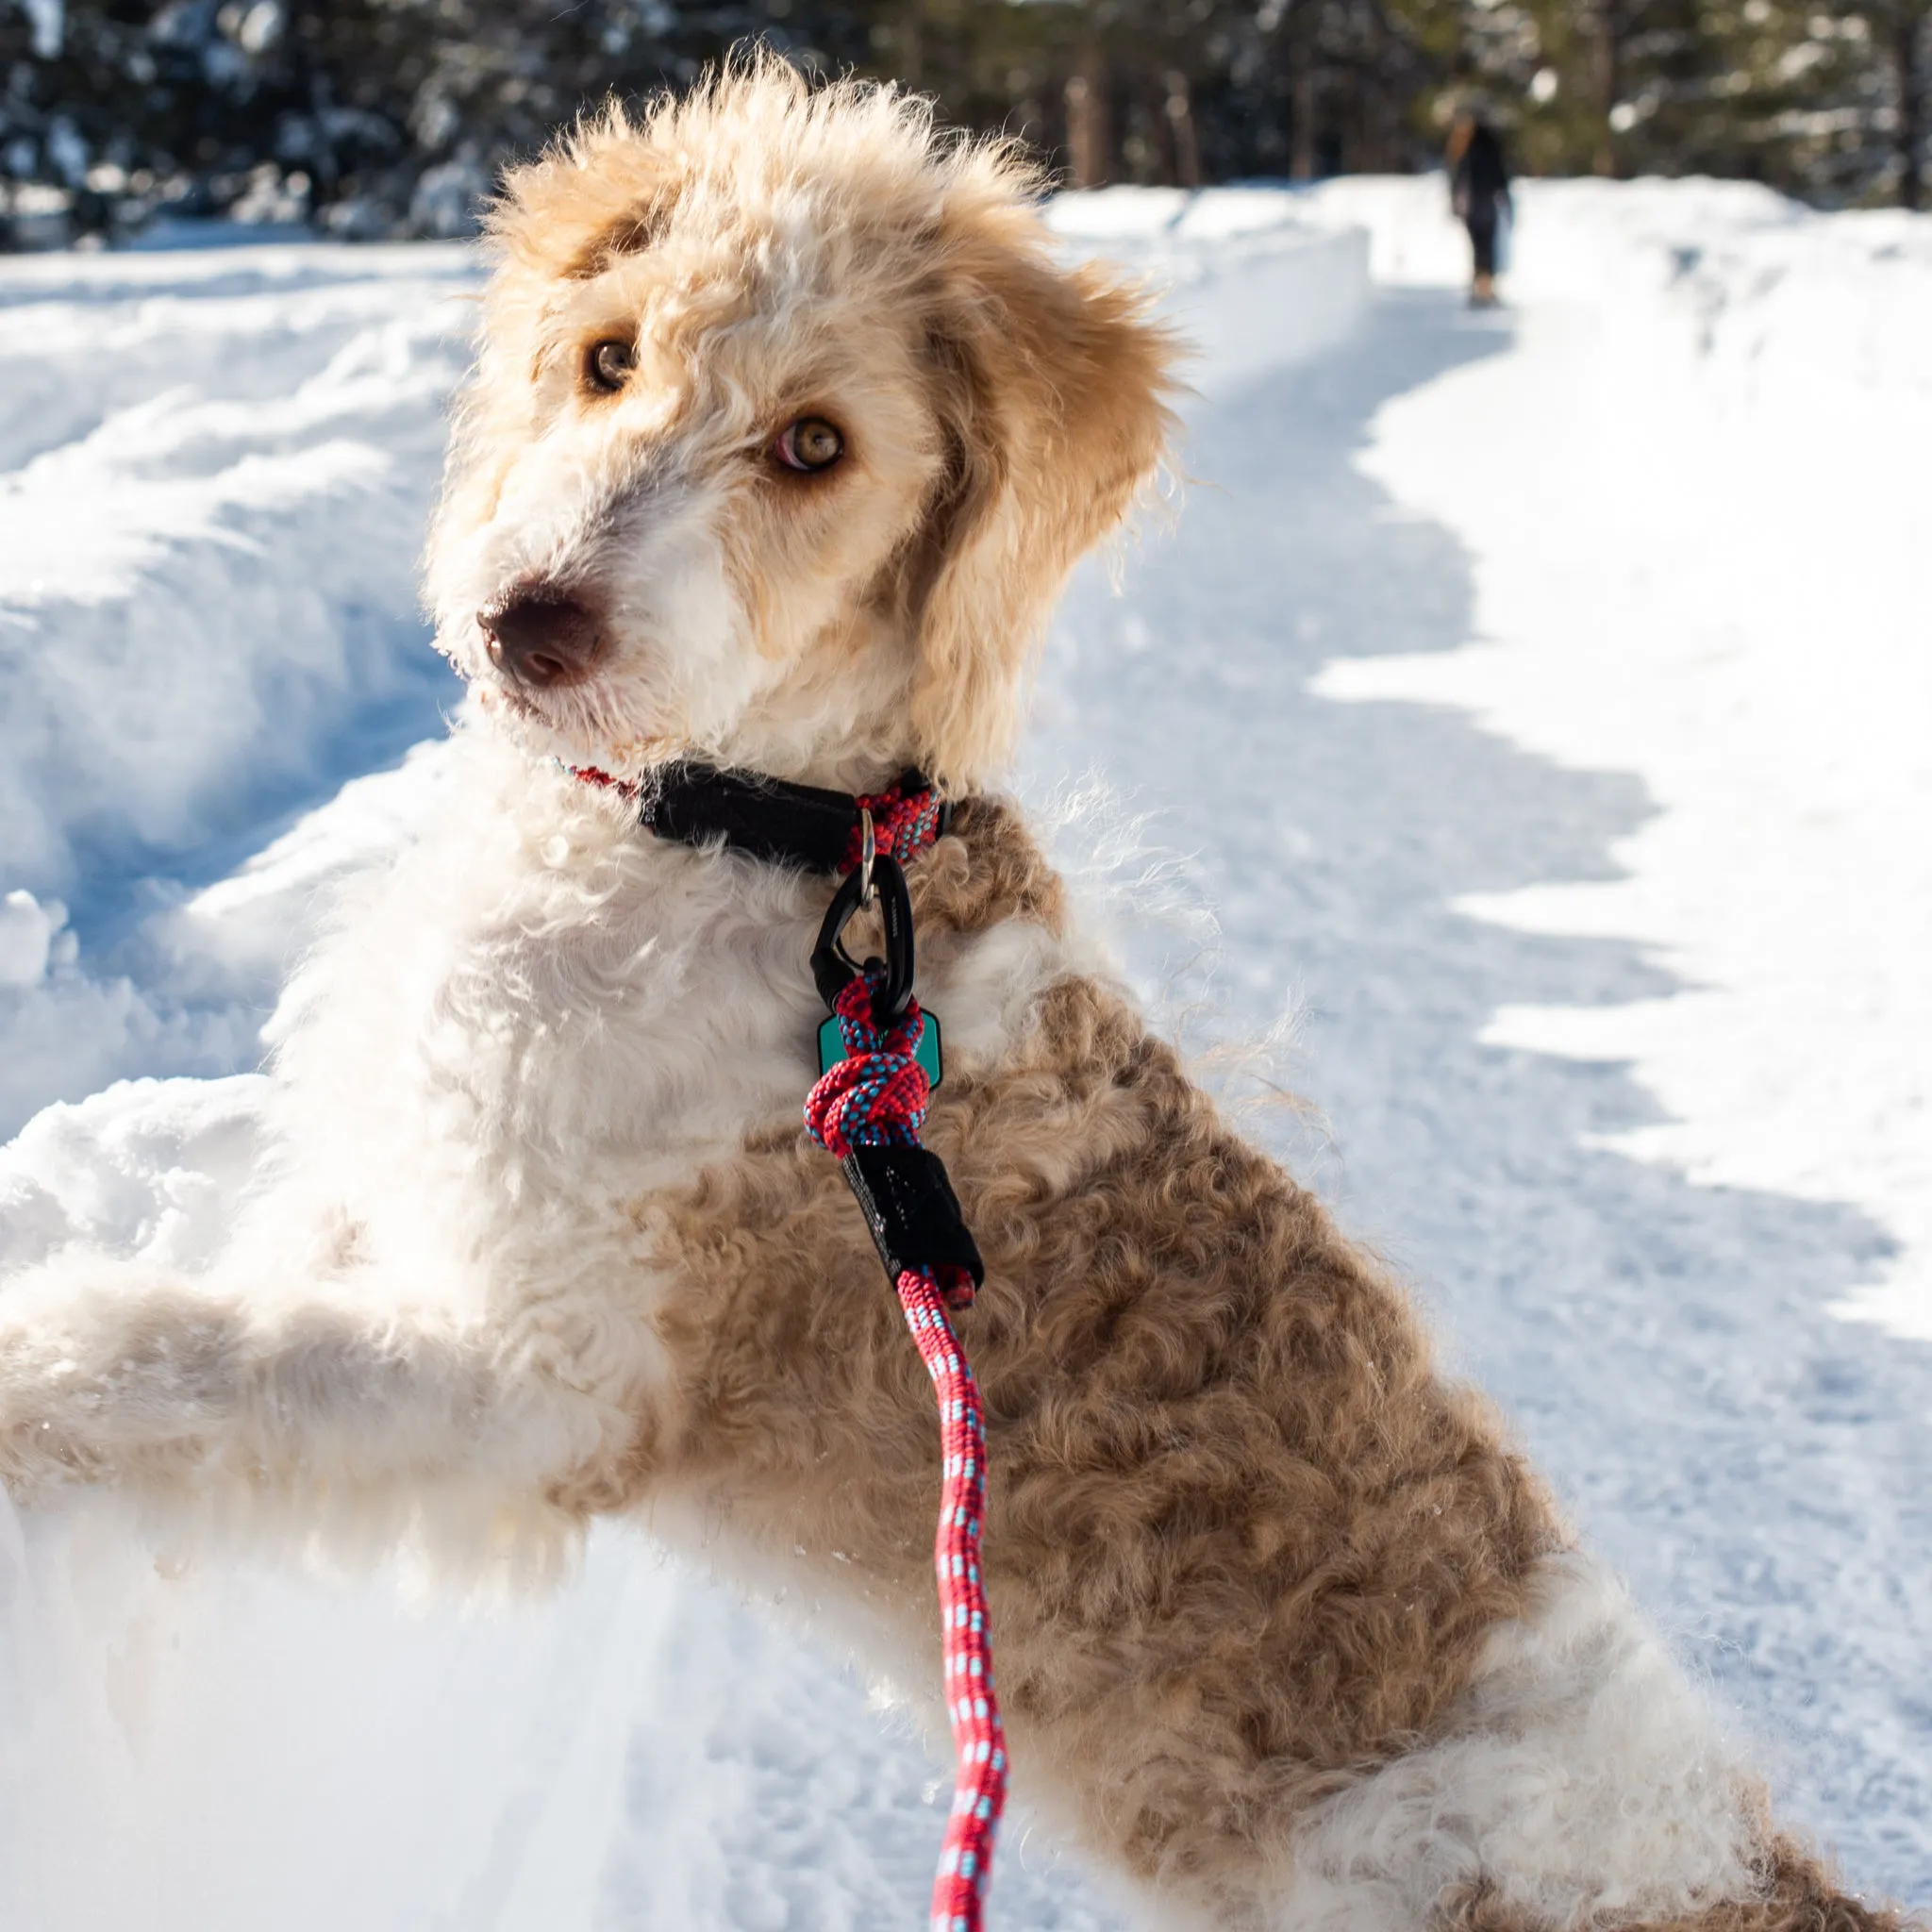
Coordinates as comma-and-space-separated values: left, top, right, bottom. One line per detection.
1453, 125, 1510, 224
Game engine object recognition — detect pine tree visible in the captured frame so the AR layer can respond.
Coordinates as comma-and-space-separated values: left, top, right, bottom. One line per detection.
0, 1, 890, 241
1840, 0, 1930, 202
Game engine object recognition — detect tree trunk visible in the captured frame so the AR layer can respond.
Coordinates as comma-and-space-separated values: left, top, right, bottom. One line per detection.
1592, 0, 1622, 176
1164, 69, 1202, 188
1065, 39, 1111, 190
898, 0, 924, 91
1291, 59, 1317, 180
1893, 4, 1925, 208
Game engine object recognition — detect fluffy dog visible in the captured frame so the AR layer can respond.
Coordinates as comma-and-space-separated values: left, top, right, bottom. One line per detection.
0, 59, 1909, 1932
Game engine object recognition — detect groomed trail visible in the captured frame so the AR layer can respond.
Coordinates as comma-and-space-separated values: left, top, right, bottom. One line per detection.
1, 183, 1928, 1927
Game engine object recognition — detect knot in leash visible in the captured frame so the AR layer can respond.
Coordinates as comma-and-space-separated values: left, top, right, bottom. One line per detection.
805, 978, 933, 1158
805, 977, 978, 1311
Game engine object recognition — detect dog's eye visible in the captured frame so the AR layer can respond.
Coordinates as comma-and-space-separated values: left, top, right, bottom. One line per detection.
585, 337, 636, 393
773, 417, 844, 474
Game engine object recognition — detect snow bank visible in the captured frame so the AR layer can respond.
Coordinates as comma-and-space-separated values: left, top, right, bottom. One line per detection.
1048, 185, 1372, 396
1296, 171, 1932, 393
0, 1074, 263, 1278
0, 242, 472, 890
1508, 179, 1932, 394
0, 1066, 1123, 1931
1330, 322, 1932, 1340
0, 1506, 1120, 1927
1289, 173, 1932, 1341
0, 242, 472, 1131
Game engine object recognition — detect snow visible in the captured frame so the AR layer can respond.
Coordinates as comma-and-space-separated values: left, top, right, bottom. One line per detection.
1, 182, 1929, 1924
1043, 190, 1371, 398
1296, 172, 1932, 397
1285, 175, 1932, 1338
0, 242, 471, 1128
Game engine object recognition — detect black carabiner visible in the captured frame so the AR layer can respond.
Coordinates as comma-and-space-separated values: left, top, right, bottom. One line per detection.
811, 851, 916, 1024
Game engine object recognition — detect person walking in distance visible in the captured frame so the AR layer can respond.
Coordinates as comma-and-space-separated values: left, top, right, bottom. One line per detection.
1448, 108, 1511, 307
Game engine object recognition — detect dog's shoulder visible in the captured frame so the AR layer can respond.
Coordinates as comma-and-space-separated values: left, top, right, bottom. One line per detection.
908, 795, 1069, 941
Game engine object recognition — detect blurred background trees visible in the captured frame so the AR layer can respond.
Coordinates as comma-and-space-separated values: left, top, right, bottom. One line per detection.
1, 0, 1925, 244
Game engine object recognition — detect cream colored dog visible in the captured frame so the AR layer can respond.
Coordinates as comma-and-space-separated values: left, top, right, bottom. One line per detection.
0, 59, 1908, 1932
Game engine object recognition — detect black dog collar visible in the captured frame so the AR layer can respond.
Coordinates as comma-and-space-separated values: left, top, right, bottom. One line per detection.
569, 762, 950, 875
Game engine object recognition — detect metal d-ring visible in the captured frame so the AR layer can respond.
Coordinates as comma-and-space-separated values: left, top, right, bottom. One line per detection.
858, 806, 876, 908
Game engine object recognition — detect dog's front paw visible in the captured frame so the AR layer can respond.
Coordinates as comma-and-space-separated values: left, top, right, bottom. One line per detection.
0, 1274, 228, 1502
0, 1361, 216, 1503
0, 1332, 116, 1500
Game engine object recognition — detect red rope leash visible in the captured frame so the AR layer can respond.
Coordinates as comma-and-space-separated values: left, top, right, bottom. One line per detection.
806, 979, 1007, 1931
899, 1268, 1005, 1929
572, 757, 988, 1915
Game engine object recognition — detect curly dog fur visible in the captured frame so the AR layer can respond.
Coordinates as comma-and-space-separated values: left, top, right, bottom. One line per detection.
0, 56, 1914, 1932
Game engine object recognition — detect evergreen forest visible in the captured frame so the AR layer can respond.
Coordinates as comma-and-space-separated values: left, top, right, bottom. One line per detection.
2, 0, 1925, 247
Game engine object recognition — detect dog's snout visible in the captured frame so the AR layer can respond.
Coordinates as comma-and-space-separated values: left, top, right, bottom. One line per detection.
480, 588, 605, 690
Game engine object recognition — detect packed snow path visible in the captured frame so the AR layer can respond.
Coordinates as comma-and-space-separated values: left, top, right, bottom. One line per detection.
1, 186, 1928, 1926
1046, 265, 1932, 1901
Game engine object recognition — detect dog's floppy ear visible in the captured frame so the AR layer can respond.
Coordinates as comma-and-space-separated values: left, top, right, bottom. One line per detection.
909, 201, 1177, 787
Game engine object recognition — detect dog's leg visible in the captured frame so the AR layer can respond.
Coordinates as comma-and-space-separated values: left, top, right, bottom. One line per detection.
0, 1258, 627, 1518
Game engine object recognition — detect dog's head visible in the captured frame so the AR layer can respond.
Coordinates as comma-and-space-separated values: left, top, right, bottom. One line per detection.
425, 58, 1176, 791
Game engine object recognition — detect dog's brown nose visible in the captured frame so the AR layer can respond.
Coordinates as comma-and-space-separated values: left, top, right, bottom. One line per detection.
480, 588, 605, 689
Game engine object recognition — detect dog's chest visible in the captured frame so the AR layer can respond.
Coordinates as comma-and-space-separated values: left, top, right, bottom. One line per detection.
269, 769, 831, 1274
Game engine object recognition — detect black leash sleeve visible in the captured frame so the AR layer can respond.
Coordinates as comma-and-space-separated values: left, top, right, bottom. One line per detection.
841, 1145, 986, 1291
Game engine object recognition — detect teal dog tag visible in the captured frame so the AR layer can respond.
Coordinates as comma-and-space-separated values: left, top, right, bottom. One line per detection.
818, 1009, 943, 1091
